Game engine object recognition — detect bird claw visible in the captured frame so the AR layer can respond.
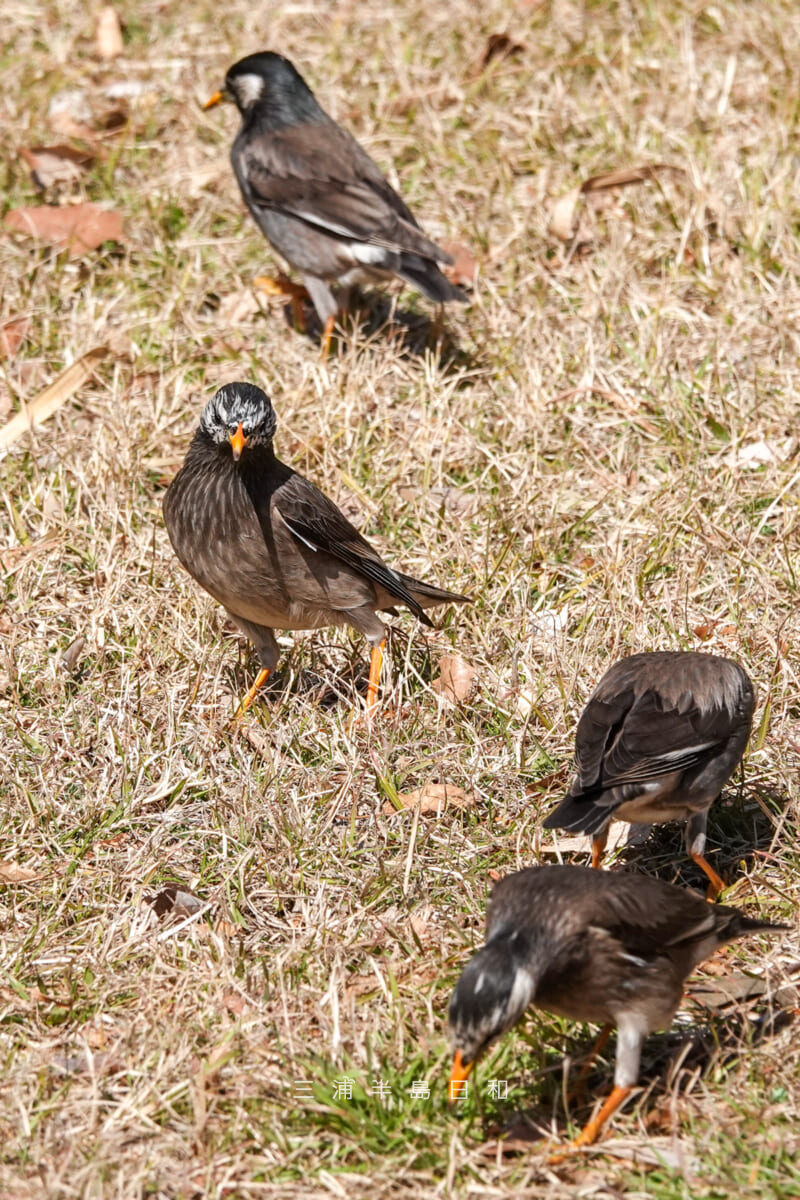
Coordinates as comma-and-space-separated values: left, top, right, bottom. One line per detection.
254, 274, 309, 333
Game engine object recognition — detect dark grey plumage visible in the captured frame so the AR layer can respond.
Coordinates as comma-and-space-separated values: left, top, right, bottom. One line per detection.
162, 382, 468, 707
448, 864, 785, 1145
542, 651, 755, 895
207, 51, 466, 328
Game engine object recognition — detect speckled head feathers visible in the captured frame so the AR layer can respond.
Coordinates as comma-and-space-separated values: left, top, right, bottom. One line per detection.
448, 931, 537, 1067
200, 382, 277, 447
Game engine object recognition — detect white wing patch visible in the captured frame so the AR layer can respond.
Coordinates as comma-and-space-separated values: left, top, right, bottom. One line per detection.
278, 509, 318, 552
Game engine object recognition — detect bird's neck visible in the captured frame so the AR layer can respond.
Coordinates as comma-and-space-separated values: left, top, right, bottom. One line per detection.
245, 91, 328, 132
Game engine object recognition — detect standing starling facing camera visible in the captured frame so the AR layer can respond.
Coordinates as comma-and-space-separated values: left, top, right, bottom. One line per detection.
542, 651, 755, 898
163, 382, 469, 712
204, 52, 466, 353
448, 864, 785, 1151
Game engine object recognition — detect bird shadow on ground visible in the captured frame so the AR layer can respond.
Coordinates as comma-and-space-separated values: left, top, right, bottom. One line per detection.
233, 629, 436, 713
475, 1001, 798, 1161
274, 287, 479, 374
608, 786, 788, 895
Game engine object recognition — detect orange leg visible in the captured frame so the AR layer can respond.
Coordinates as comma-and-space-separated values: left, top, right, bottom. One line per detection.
254, 274, 309, 332
549, 1084, 632, 1162
365, 640, 385, 710
237, 667, 271, 715
321, 313, 337, 360
569, 1024, 613, 1101
591, 828, 609, 870
690, 851, 725, 902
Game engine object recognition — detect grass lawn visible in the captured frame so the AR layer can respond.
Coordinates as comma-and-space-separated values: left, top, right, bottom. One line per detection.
1, 0, 799, 1195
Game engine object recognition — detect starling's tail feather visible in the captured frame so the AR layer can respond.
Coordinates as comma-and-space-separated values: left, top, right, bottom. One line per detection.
398, 572, 471, 612
398, 255, 468, 305
724, 913, 790, 939
542, 793, 610, 836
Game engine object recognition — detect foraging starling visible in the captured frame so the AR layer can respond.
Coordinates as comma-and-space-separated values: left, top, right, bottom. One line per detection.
448, 863, 785, 1149
203, 52, 466, 351
162, 382, 469, 711
542, 651, 755, 898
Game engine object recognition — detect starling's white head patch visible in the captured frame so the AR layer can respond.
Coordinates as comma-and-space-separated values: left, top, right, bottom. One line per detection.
230, 73, 265, 109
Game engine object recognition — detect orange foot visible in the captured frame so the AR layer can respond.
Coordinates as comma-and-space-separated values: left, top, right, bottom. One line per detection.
547, 1085, 632, 1165
254, 274, 309, 332
233, 668, 271, 720
690, 850, 726, 902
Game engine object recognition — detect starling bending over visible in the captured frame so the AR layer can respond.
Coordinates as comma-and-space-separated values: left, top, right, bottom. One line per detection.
542, 651, 755, 898
448, 864, 785, 1150
163, 382, 469, 711
204, 52, 466, 353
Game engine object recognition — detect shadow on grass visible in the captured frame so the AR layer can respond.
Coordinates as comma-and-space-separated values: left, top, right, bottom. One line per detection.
608, 785, 788, 896
272, 286, 478, 374
473, 1000, 798, 1157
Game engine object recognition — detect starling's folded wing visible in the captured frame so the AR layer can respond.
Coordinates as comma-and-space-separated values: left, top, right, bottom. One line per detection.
270, 470, 432, 624
241, 120, 453, 262
573, 687, 730, 794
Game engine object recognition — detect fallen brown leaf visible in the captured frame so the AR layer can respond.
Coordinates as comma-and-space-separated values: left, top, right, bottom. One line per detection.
0, 317, 30, 360
222, 991, 246, 1016
60, 636, 86, 672
96, 6, 124, 60
0, 860, 42, 883
0, 534, 63, 574
19, 144, 94, 190
549, 163, 682, 242
5, 203, 124, 258
540, 822, 633, 856
581, 164, 678, 193
433, 653, 477, 704
217, 288, 263, 325
383, 781, 473, 817
548, 186, 582, 242
441, 240, 478, 287
0, 345, 109, 450
146, 884, 206, 919
475, 32, 527, 74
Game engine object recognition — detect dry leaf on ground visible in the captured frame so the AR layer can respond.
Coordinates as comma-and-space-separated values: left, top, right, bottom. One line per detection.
539, 822, 636, 856
0, 345, 109, 450
724, 437, 796, 469
441, 240, 478, 287
0, 317, 30, 359
474, 33, 527, 75
383, 781, 474, 817
5, 203, 124, 258
96, 6, 124, 59
146, 885, 206, 919
19, 145, 94, 190
549, 163, 682, 242
433, 653, 477, 703
0, 861, 42, 883
60, 636, 86, 673
217, 289, 263, 325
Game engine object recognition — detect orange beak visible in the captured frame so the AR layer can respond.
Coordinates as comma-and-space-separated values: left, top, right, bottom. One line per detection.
229, 422, 247, 461
203, 89, 226, 110
448, 1049, 475, 1104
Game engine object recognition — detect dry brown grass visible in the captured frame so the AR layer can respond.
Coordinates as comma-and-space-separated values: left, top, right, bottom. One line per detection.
1, 0, 799, 1196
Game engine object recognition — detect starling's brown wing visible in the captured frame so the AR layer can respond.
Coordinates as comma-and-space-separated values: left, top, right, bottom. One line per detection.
248, 465, 434, 624
487, 865, 715, 955
241, 120, 452, 262
575, 869, 718, 956
573, 686, 728, 792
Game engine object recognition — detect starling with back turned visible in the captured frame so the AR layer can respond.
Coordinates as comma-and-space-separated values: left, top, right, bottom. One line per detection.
542, 651, 755, 898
